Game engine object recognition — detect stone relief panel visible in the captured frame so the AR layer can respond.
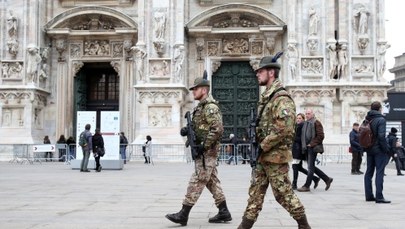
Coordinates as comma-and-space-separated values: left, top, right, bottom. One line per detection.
350, 105, 369, 123
112, 42, 124, 57
149, 60, 170, 77
148, 106, 171, 127
208, 41, 220, 56
138, 91, 181, 104
222, 38, 249, 55
1, 107, 24, 127
61, 14, 127, 30
1, 62, 23, 80
84, 40, 110, 56
70, 43, 82, 58
301, 58, 323, 75
251, 41, 264, 55
351, 58, 374, 78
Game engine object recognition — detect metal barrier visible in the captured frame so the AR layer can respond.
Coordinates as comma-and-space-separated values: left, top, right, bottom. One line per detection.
128, 144, 190, 163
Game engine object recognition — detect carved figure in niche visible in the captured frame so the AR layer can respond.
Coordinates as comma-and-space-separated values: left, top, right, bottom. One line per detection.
353, 6, 370, 35
337, 44, 348, 79
99, 41, 110, 55
88, 17, 103, 30
56, 39, 66, 61
222, 38, 248, 54
41, 47, 49, 61
266, 37, 275, 54
113, 43, 123, 57
7, 10, 18, 37
208, 42, 219, 56
307, 38, 318, 55
357, 36, 369, 54
26, 45, 42, 83
70, 44, 81, 57
326, 43, 338, 79
38, 63, 48, 81
174, 45, 185, 83
286, 43, 298, 80
153, 10, 166, 40
150, 61, 169, 77
223, 39, 233, 53
131, 46, 147, 81
2, 63, 9, 78
308, 8, 319, 36
377, 43, 391, 79
9, 62, 23, 78
7, 38, 19, 56
153, 40, 165, 56
354, 62, 373, 73
196, 38, 205, 60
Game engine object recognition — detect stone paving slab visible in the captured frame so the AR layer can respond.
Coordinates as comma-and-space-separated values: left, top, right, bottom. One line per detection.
0, 161, 404, 229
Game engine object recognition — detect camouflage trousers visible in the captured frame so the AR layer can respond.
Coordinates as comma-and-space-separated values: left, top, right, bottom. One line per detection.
183, 156, 226, 206
243, 162, 306, 221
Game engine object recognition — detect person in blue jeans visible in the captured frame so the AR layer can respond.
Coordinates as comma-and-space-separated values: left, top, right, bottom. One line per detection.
364, 101, 391, 203
119, 132, 128, 164
80, 124, 93, 172
297, 108, 333, 192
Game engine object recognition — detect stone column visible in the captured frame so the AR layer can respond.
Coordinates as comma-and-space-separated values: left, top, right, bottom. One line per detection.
55, 60, 68, 139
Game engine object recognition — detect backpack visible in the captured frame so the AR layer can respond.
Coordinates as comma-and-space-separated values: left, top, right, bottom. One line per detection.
359, 119, 374, 149
78, 131, 88, 147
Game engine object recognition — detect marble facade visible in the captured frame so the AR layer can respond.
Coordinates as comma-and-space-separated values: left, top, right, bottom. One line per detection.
0, 0, 390, 146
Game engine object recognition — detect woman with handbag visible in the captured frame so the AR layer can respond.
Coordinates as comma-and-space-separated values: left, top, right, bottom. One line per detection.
92, 128, 104, 172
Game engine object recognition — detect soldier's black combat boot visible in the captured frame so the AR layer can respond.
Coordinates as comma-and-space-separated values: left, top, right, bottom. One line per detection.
237, 216, 255, 229
208, 201, 232, 223
296, 214, 311, 229
165, 204, 192, 226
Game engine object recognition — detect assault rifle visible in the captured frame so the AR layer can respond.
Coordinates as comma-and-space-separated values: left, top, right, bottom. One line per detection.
248, 108, 259, 184
184, 111, 198, 160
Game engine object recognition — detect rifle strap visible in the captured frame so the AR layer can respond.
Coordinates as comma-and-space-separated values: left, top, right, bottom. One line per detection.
256, 87, 291, 125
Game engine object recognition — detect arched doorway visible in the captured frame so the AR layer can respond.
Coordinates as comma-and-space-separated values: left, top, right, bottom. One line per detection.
212, 61, 258, 140
74, 62, 119, 131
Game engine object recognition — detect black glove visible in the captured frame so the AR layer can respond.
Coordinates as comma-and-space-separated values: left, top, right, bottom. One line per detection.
180, 127, 188, 136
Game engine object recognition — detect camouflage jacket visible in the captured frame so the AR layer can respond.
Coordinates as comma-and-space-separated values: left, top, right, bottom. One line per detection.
257, 79, 296, 164
192, 95, 224, 156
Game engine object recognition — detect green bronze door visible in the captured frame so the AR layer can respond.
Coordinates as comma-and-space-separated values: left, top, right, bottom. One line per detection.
212, 61, 259, 140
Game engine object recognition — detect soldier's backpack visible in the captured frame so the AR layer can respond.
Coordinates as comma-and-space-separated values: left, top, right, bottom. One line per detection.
78, 131, 87, 147
359, 119, 374, 149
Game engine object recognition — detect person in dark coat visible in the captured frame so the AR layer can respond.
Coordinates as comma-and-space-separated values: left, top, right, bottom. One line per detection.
92, 128, 104, 172
349, 122, 364, 175
386, 127, 404, 176
364, 101, 391, 203
292, 113, 320, 190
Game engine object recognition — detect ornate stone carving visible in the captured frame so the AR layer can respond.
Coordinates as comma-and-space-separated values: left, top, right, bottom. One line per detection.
357, 35, 369, 54
72, 61, 84, 75
249, 60, 260, 71
84, 40, 110, 56
153, 9, 167, 56
110, 61, 120, 75
301, 58, 323, 74
196, 38, 205, 60
353, 4, 370, 35
208, 41, 220, 56
69, 15, 124, 30
1, 107, 24, 127
213, 13, 258, 28
123, 40, 133, 59
308, 8, 319, 36
150, 60, 170, 77
353, 62, 373, 74
173, 45, 185, 83
56, 39, 67, 62
222, 38, 249, 55
286, 43, 298, 80
26, 44, 42, 83
70, 43, 81, 58
148, 106, 171, 127
112, 42, 123, 57
2, 62, 23, 79
131, 46, 147, 81
7, 39, 19, 57
251, 41, 263, 55
138, 91, 181, 103
153, 40, 165, 56
212, 61, 221, 73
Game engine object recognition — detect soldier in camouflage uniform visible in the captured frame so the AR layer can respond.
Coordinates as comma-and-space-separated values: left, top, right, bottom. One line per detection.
238, 55, 311, 229
165, 75, 232, 226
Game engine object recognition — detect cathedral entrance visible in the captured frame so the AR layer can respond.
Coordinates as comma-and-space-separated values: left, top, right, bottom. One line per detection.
212, 61, 259, 140
74, 62, 119, 129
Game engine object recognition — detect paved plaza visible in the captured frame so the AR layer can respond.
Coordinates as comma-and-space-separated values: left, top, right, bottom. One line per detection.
0, 160, 404, 229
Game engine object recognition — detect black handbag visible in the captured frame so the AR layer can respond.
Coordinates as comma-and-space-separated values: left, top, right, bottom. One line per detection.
98, 147, 105, 157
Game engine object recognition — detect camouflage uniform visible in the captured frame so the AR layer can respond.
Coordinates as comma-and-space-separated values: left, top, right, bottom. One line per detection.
243, 79, 306, 221
183, 95, 226, 206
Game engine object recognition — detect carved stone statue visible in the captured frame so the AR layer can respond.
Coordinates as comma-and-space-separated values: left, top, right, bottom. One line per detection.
309, 8, 319, 36
26, 45, 42, 83
377, 42, 391, 79
326, 43, 338, 79
266, 37, 275, 54
337, 44, 348, 79
56, 39, 67, 62
7, 39, 19, 57
353, 5, 370, 35
286, 43, 298, 80
7, 10, 18, 38
131, 46, 147, 81
2, 63, 9, 78
153, 10, 166, 40
174, 45, 185, 83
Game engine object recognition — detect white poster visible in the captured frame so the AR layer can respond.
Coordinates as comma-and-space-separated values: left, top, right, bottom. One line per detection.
76, 111, 96, 160
100, 111, 120, 160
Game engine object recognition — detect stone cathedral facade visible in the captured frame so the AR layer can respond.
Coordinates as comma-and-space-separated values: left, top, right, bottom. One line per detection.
0, 0, 390, 149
